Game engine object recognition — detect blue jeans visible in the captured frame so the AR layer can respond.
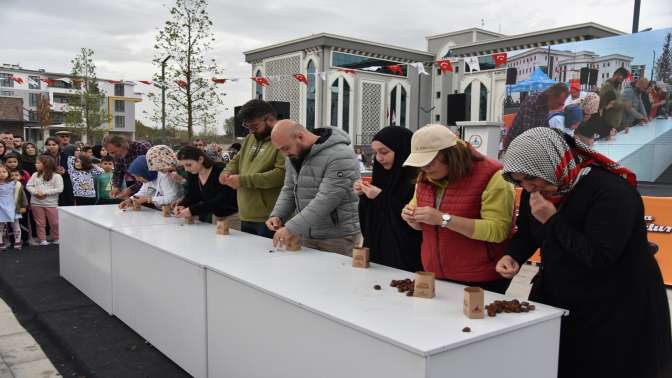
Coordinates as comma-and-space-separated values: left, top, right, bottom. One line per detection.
241, 221, 275, 239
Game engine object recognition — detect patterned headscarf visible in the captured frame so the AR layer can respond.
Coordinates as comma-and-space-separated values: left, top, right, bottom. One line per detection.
580, 92, 600, 115
502, 128, 636, 201
146, 145, 179, 171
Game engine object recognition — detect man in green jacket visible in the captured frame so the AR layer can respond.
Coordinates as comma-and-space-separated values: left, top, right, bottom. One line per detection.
599, 67, 629, 134
219, 100, 285, 238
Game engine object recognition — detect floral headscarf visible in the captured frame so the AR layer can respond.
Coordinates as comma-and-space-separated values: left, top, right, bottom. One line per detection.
146, 145, 179, 171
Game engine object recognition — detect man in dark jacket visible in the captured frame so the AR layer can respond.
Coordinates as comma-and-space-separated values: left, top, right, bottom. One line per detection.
266, 120, 361, 256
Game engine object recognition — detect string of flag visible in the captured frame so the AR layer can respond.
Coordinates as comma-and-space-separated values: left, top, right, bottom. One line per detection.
6, 53, 508, 89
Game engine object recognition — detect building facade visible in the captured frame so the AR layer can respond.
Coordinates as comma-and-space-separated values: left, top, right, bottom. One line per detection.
244, 23, 624, 146
0, 64, 141, 145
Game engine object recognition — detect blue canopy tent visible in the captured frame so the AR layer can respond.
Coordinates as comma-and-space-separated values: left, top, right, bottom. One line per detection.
507, 67, 557, 93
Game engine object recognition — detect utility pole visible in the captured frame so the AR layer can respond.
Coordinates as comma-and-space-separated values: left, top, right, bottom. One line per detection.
161, 55, 171, 144
651, 50, 656, 80
632, 0, 641, 33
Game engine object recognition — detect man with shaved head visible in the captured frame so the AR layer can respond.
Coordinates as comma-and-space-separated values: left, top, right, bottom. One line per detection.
266, 120, 361, 256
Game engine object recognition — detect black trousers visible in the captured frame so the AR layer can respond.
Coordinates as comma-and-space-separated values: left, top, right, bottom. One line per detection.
74, 196, 97, 206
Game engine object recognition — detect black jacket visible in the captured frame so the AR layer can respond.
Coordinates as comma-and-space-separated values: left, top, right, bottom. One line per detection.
510, 167, 671, 378
180, 164, 237, 220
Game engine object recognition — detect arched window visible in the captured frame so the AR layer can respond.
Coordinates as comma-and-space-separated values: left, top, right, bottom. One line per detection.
329, 77, 351, 133
389, 84, 408, 127
255, 70, 263, 100
306, 61, 316, 129
479, 83, 488, 121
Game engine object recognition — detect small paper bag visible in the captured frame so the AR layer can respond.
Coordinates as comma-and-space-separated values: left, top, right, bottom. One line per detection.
463, 287, 485, 319
132, 201, 141, 211
185, 216, 194, 225
351, 247, 370, 268
162, 205, 171, 217
413, 272, 435, 298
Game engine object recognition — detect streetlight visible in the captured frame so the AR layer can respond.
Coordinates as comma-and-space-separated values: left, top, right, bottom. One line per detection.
651, 50, 656, 80
161, 55, 171, 144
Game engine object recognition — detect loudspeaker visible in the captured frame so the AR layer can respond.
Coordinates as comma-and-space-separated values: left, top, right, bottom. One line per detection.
446, 93, 467, 126
588, 69, 599, 86
506, 68, 518, 85
580, 67, 590, 85
234, 101, 291, 139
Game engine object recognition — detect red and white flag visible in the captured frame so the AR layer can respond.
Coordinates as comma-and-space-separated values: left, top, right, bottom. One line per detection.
212, 77, 227, 84
138, 80, 152, 85
338, 68, 356, 75
492, 53, 507, 67
251, 77, 270, 86
437, 60, 454, 74
10, 76, 24, 84
293, 74, 308, 85
386, 65, 404, 75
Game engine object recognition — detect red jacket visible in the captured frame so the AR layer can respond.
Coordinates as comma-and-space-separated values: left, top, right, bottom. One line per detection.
416, 158, 507, 282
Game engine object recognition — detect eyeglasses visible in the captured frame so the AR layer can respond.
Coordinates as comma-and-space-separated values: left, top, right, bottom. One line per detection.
242, 116, 268, 130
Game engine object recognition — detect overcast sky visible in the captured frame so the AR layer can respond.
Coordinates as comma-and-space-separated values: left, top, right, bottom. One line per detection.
2, 0, 671, 133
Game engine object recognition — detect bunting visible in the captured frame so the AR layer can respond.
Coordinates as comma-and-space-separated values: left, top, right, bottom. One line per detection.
492, 53, 507, 67
251, 77, 270, 86
437, 60, 454, 74
386, 65, 404, 75
293, 74, 308, 85
212, 77, 227, 84
138, 80, 152, 85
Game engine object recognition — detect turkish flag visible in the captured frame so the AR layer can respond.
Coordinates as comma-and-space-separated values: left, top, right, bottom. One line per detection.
251, 77, 270, 86
10, 76, 24, 84
41, 78, 55, 86
492, 53, 507, 67
107, 80, 121, 84
212, 77, 227, 84
293, 74, 308, 85
138, 80, 152, 85
437, 60, 453, 74
386, 65, 404, 75
175, 80, 188, 88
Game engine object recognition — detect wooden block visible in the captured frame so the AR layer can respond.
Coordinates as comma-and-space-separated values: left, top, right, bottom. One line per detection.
413, 271, 435, 299
352, 247, 370, 268
216, 219, 230, 235
463, 287, 485, 319
286, 235, 301, 251
162, 205, 171, 217
185, 216, 194, 225
132, 202, 141, 211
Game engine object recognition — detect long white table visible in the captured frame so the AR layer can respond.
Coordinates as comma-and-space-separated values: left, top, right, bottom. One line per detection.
594, 117, 672, 182
60, 206, 566, 378
59, 205, 183, 314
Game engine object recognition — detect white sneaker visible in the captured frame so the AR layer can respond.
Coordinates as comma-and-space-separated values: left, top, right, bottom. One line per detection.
39, 240, 49, 246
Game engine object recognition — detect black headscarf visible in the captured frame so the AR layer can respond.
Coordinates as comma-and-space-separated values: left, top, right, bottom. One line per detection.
359, 126, 422, 272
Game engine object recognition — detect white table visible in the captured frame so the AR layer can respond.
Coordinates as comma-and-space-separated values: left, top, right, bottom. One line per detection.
594, 118, 672, 182
59, 205, 182, 314
203, 237, 565, 378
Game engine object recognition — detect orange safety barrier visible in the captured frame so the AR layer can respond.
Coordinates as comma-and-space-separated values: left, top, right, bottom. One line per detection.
514, 188, 672, 286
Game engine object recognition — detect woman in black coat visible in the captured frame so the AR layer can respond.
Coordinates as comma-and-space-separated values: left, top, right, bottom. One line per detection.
496, 127, 671, 378
174, 146, 237, 222
354, 126, 422, 272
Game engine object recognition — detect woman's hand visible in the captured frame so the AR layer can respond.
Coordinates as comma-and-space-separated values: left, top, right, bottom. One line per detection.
118, 199, 131, 210
496, 255, 521, 279
529, 192, 557, 224
412, 206, 443, 226
353, 179, 364, 195
360, 182, 382, 199
401, 204, 423, 230
175, 206, 192, 219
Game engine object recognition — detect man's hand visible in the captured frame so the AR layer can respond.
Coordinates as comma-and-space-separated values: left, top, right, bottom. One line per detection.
175, 206, 192, 219
272, 227, 294, 248
496, 255, 521, 279
412, 206, 443, 226
218, 171, 230, 185
530, 191, 557, 224
118, 199, 131, 210
353, 179, 364, 195
223, 174, 240, 190
265, 216, 283, 231
116, 188, 132, 200
133, 196, 151, 205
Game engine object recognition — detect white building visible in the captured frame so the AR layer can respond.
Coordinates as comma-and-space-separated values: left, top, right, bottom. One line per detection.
0, 63, 141, 144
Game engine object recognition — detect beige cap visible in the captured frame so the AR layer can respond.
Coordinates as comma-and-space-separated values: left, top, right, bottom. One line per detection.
403, 124, 458, 167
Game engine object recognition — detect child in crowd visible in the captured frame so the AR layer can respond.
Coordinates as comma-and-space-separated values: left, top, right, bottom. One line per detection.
3, 153, 31, 185
0, 165, 26, 250
547, 103, 583, 136
10, 169, 30, 248
81, 146, 98, 163
118, 156, 183, 210
67, 155, 103, 206
26, 155, 63, 246
96, 156, 115, 205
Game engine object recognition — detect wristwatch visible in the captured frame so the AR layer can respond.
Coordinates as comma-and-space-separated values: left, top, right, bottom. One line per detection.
441, 213, 452, 228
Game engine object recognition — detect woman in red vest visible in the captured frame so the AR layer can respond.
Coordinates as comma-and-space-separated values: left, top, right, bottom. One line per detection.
401, 124, 515, 294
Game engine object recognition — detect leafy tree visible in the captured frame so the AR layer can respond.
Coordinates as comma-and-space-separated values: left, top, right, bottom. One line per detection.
655, 32, 671, 84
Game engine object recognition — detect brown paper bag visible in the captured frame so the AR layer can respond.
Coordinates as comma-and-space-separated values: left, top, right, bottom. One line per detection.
185, 216, 194, 225
463, 287, 484, 319
413, 272, 435, 298
162, 205, 171, 217
351, 247, 370, 268
216, 219, 230, 235
285, 235, 301, 251
132, 201, 141, 211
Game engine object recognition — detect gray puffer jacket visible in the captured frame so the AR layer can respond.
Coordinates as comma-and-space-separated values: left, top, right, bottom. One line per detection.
271, 127, 360, 239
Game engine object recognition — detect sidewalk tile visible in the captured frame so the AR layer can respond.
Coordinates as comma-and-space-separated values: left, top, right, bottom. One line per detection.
10, 358, 60, 378
0, 332, 45, 367
0, 314, 23, 337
